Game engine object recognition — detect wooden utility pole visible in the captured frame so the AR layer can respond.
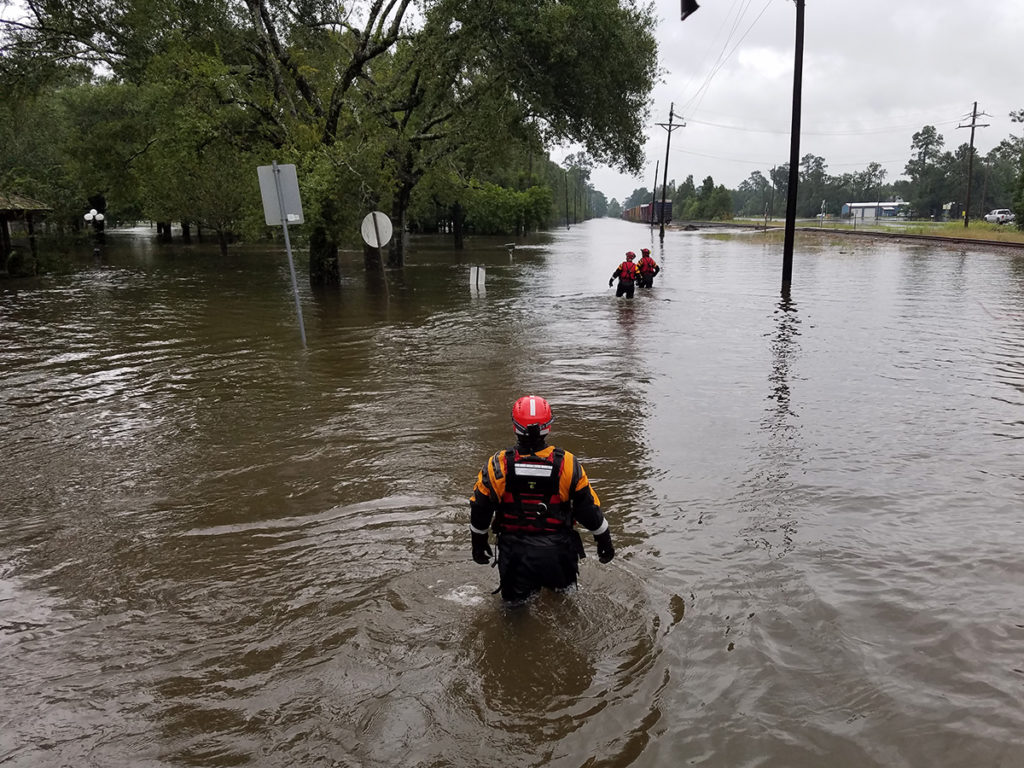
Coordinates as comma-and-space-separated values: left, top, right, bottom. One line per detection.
656, 103, 685, 241
958, 101, 989, 228
781, 0, 805, 296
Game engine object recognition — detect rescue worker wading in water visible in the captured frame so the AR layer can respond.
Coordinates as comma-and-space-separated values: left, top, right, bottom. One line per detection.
470, 395, 615, 603
637, 248, 661, 289
609, 251, 639, 298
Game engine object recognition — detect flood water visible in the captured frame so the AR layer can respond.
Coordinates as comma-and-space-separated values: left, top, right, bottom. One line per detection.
2, 219, 1023, 767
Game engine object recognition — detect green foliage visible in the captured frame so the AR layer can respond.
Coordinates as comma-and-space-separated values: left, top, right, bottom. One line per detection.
622, 188, 653, 210
0, 90, 83, 227
1010, 109, 1024, 231
672, 175, 732, 221
430, 0, 659, 174
1013, 163, 1024, 232
459, 181, 552, 236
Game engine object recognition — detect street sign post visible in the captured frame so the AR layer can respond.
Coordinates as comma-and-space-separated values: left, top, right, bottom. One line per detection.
257, 162, 307, 347
360, 211, 393, 301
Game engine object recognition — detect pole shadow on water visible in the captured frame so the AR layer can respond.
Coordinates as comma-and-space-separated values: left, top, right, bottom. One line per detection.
737, 295, 803, 557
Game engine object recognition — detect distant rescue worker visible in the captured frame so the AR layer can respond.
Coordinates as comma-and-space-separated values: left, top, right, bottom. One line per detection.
637, 248, 661, 288
609, 251, 639, 298
470, 395, 615, 603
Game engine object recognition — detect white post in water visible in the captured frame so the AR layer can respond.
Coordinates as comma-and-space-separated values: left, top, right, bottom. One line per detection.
257, 162, 307, 348
469, 265, 486, 291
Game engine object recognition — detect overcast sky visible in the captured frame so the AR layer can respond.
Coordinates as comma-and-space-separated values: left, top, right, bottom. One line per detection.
574, 0, 1024, 203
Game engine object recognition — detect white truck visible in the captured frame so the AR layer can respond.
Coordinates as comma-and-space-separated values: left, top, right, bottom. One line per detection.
983, 208, 1016, 224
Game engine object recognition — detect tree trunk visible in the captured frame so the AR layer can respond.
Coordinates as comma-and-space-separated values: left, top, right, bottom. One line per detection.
451, 201, 465, 250
157, 222, 173, 242
389, 184, 414, 267
181, 221, 191, 243
217, 229, 229, 257
309, 226, 340, 286
1, 218, 12, 261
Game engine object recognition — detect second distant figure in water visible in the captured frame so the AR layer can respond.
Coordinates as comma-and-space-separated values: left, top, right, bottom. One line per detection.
637, 248, 661, 288
609, 251, 639, 298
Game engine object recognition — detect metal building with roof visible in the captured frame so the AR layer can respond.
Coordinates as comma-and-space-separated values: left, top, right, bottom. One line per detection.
841, 198, 910, 221
1, 192, 52, 270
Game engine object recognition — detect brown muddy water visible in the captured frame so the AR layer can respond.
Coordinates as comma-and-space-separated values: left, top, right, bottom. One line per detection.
2, 219, 1023, 767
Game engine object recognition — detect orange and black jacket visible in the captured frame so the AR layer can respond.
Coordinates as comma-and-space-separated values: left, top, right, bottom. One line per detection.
469, 445, 607, 537
638, 256, 660, 276
611, 261, 639, 283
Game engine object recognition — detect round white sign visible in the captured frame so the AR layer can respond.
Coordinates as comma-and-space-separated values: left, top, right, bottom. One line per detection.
360, 211, 394, 248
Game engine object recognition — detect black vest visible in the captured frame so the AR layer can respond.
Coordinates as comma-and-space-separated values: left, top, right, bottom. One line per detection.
495, 448, 570, 534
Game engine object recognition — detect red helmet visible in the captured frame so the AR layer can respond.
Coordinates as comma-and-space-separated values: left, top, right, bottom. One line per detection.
641, 248, 650, 256
625, 251, 636, 260
512, 395, 553, 438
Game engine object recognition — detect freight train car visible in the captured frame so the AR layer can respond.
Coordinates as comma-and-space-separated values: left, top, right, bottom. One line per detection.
622, 200, 673, 224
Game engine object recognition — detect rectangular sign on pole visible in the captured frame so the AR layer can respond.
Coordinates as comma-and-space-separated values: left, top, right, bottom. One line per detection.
256, 162, 307, 348
257, 164, 304, 226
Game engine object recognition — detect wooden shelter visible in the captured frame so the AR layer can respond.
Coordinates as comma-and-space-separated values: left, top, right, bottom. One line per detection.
1, 192, 53, 267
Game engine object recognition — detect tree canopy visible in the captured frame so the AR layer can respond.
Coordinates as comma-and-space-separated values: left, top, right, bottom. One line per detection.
1, 0, 661, 263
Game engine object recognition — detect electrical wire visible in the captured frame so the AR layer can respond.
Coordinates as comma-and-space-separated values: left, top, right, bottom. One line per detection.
684, 116, 963, 136
680, 0, 776, 118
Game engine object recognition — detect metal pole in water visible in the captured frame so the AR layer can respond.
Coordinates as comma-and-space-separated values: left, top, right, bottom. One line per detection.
273, 161, 307, 348
370, 211, 391, 302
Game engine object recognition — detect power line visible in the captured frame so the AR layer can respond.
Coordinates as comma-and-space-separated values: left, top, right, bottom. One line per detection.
670, 145, 903, 168
684, 116, 962, 136
681, 0, 775, 118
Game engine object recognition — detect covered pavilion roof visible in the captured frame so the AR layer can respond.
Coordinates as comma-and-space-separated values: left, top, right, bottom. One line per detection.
0, 193, 53, 214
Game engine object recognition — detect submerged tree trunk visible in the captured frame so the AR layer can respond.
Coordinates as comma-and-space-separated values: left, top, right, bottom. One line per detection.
388, 179, 415, 268
309, 226, 340, 286
363, 243, 382, 270
451, 201, 465, 250
157, 222, 173, 242
180, 221, 191, 243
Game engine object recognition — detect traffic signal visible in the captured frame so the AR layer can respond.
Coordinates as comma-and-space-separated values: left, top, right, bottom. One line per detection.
681, 0, 700, 20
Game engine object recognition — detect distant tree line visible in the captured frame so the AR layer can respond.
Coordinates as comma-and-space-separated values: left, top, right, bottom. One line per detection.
610, 114, 1024, 229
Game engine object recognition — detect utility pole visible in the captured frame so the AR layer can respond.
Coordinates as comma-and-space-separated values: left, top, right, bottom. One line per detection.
564, 169, 570, 230
958, 101, 989, 228
649, 160, 659, 233
656, 103, 685, 241
781, 0, 805, 296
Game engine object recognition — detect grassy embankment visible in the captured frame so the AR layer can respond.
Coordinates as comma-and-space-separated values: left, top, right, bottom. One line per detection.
823, 219, 1024, 245
730, 217, 1024, 246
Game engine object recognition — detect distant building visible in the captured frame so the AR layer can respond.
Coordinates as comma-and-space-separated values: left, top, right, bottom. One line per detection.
841, 198, 909, 221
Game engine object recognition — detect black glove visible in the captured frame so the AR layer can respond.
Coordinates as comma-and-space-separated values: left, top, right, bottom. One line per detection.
608, 278, 614, 287
471, 532, 492, 564
594, 531, 615, 563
